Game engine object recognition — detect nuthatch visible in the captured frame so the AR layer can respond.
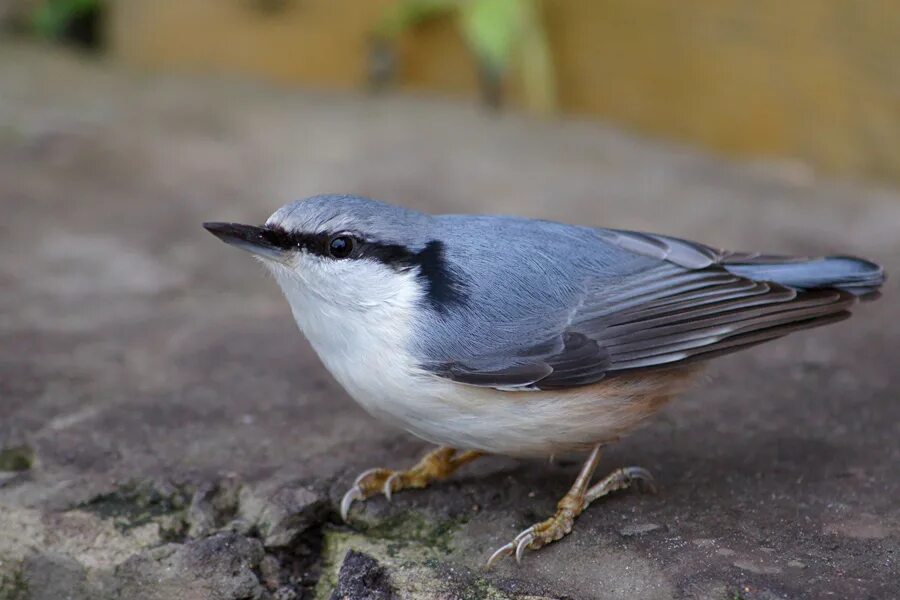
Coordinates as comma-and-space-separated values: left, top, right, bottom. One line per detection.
205, 194, 884, 566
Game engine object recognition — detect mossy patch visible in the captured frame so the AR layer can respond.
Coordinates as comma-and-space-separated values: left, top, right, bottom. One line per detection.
353, 510, 463, 554
314, 515, 521, 600
0, 447, 34, 473
313, 526, 451, 599
0, 565, 28, 600
457, 581, 511, 600
76, 480, 189, 539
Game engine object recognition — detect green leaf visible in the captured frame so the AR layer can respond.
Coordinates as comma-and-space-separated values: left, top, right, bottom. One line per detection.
373, 0, 557, 113
459, 0, 524, 72
516, 0, 556, 113
374, 0, 456, 40
31, 0, 100, 39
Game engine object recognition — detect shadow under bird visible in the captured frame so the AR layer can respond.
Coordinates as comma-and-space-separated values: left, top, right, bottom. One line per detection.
204, 194, 884, 566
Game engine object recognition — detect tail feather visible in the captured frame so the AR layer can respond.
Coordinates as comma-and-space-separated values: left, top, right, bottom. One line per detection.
722, 255, 884, 298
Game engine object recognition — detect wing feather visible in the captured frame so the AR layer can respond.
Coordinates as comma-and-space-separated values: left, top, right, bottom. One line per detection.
428, 226, 863, 390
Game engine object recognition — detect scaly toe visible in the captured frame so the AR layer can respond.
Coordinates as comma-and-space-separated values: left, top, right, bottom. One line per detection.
341, 467, 396, 520
354, 467, 388, 487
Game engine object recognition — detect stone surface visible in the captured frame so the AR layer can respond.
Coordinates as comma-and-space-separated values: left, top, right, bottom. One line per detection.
114, 534, 267, 600
236, 480, 329, 549
329, 551, 394, 600
0, 43, 898, 599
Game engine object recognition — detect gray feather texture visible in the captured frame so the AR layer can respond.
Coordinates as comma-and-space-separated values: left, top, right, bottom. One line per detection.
270, 195, 885, 391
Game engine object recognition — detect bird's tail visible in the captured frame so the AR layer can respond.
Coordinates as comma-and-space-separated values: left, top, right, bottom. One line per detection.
722, 254, 885, 299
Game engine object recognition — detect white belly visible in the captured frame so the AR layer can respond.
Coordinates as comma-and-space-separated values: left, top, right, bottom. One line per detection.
317, 349, 691, 457
295, 306, 690, 456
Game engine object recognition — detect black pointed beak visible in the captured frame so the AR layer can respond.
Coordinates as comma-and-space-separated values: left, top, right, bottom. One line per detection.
203, 222, 288, 261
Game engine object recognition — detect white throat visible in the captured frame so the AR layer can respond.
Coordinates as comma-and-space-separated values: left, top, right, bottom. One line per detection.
265, 255, 433, 427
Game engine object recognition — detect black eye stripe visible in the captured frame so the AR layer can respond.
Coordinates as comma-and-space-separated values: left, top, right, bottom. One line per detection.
263, 226, 468, 312
261, 227, 337, 256
263, 227, 390, 261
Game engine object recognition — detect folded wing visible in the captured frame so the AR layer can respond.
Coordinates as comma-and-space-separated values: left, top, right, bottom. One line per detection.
430, 229, 877, 391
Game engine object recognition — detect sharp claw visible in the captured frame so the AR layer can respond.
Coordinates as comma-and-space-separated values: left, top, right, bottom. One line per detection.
383, 472, 400, 502
340, 486, 363, 522
515, 532, 535, 564
513, 526, 535, 543
353, 467, 381, 487
624, 466, 652, 480
485, 526, 537, 567
624, 466, 657, 493
485, 542, 515, 568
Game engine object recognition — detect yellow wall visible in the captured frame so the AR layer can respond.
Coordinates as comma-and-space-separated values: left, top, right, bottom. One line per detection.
110, 0, 900, 182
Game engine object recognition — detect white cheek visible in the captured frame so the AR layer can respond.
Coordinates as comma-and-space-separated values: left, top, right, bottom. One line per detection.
276, 254, 411, 312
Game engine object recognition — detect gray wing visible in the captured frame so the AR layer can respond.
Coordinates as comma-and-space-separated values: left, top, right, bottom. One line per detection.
429, 229, 858, 390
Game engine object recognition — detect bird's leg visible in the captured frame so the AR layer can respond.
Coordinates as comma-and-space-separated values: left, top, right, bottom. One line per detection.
341, 446, 483, 521
486, 445, 656, 567
486, 445, 602, 566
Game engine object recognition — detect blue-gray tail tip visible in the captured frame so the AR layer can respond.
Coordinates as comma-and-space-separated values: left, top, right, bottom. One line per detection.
724, 255, 885, 299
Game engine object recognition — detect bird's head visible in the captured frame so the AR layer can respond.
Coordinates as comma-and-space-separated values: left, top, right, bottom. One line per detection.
204, 195, 464, 322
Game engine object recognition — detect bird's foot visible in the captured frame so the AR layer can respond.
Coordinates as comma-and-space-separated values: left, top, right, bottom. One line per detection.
340, 447, 482, 521
486, 465, 655, 567
486, 488, 585, 567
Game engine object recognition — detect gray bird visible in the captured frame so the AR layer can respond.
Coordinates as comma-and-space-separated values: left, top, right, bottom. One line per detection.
204, 194, 884, 566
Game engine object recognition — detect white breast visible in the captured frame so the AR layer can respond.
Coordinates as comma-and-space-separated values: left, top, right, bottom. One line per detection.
268, 256, 448, 435
267, 257, 689, 457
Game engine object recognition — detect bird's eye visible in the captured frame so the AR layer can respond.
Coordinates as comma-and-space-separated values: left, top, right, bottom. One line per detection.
328, 235, 355, 259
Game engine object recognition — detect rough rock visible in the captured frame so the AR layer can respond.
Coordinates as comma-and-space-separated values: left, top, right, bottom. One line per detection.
187, 477, 243, 539
0, 42, 898, 599
114, 534, 266, 600
237, 481, 330, 549
329, 551, 394, 600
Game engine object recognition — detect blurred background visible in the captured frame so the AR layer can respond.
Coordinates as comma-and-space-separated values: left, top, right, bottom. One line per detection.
2, 0, 898, 181
1, 3, 899, 599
